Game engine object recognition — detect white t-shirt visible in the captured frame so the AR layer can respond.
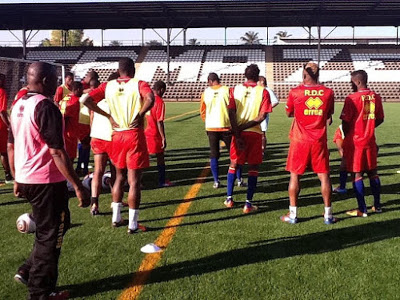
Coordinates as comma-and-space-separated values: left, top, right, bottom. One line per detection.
90, 99, 112, 141
261, 87, 279, 132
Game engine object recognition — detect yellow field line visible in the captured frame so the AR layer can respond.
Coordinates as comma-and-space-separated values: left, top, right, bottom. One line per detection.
164, 109, 198, 122
118, 165, 210, 300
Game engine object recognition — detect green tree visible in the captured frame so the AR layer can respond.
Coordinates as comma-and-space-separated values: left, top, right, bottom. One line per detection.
188, 38, 200, 46
145, 40, 163, 46
39, 30, 93, 47
240, 31, 261, 45
109, 40, 123, 46
273, 30, 292, 43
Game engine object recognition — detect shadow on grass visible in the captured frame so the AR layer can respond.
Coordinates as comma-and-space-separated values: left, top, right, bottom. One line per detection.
64, 217, 400, 298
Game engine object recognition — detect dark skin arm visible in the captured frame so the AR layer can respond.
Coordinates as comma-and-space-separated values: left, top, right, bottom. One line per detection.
286, 110, 294, 118
228, 107, 245, 150
83, 96, 119, 128
157, 120, 167, 149
238, 111, 268, 132
0, 111, 9, 127
129, 91, 155, 128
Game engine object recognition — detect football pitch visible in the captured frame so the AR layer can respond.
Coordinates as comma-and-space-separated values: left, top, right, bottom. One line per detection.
1, 102, 399, 300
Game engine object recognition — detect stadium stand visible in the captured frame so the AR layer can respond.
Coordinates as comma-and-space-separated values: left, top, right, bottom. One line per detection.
1, 45, 400, 103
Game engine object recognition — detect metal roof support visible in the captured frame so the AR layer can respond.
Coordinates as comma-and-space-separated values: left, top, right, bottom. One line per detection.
183, 28, 187, 46
317, 26, 321, 67
167, 28, 171, 85
142, 29, 145, 46
266, 27, 269, 45
101, 29, 104, 47
308, 26, 311, 45
224, 27, 227, 46
22, 29, 27, 59
397, 26, 399, 45
352, 26, 355, 45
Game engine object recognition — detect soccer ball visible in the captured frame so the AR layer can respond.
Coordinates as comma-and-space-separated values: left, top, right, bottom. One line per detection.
82, 173, 94, 191
16, 213, 36, 234
102, 172, 112, 190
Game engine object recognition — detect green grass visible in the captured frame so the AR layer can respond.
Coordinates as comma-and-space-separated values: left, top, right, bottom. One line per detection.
1, 102, 400, 300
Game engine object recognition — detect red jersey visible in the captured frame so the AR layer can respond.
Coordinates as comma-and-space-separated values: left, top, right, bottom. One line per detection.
286, 84, 334, 142
54, 84, 71, 103
145, 95, 165, 138
12, 87, 29, 107
340, 89, 384, 147
0, 87, 8, 130
59, 93, 80, 139
89, 77, 152, 104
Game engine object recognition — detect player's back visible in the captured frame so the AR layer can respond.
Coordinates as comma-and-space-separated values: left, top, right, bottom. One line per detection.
287, 84, 334, 142
105, 78, 142, 130
233, 83, 265, 133
341, 89, 383, 147
203, 85, 230, 129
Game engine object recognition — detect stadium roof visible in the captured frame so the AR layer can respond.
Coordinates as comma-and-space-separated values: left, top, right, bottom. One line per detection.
1, 0, 400, 30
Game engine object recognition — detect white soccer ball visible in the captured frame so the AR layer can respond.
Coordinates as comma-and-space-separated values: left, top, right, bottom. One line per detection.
102, 172, 112, 190
16, 213, 36, 234
82, 173, 94, 191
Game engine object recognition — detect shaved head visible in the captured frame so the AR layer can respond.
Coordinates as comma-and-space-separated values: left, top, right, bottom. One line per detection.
27, 62, 58, 97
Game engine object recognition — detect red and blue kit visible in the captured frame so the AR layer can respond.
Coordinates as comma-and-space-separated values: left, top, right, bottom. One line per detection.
228, 81, 272, 165
340, 89, 384, 172
145, 94, 165, 154
285, 85, 334, 174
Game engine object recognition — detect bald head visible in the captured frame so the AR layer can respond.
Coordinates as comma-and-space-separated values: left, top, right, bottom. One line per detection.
27, 62, 58, 97
118, 58, 135, 77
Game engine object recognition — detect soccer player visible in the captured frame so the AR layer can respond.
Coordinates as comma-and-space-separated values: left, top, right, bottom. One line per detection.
257, 76, 280, 152
89, 72, 119, 216
9, 62, 89, 300
145, 80, 172, 187
332, 125, 348, 193
0, 73, 13, 183
82, 70, 99, 94
83, 58, 154, 234
76, 80, 99, 176
282, 62, 335, 225
200, 73, 234, 188
54, 72, 74, 103
58, 81, 83, 161
341, 70, 384, 217
224, 64, 272, 213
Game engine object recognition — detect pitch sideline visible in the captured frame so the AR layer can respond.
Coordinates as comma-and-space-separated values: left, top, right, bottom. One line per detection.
118, 165, 210, 300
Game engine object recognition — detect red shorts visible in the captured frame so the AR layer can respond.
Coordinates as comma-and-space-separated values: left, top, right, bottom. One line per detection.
145, 134, 163, 155
91, 138, 112, 156
110, 129, 149, 170
0, 127, 7, 153
77, 124, 91, 142
286, 139, 330, 174
230, 131, 263, 165
344, 144, 377, 173
64, 135, 78, 160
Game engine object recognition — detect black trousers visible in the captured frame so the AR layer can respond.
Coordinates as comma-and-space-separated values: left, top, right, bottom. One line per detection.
207, 131, 232, 159
18, 181, 70, 300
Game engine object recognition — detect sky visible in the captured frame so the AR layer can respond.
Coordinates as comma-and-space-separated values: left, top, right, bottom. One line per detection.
1, 26, 398, 47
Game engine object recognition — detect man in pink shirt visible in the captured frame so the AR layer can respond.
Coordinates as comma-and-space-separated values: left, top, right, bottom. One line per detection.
8, 62, 90, 300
